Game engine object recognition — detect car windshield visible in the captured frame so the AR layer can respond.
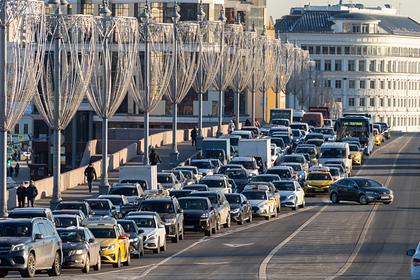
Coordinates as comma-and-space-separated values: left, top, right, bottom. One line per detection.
307, 173, 332, 181
158, 174, 173, 184
273, 182, 295, 191
189, 194, 217, 205
314, 128, 334, 135
106, 197, 123, 206
292, 130, 300, 137
281, 156, 304, 164
242, 191, 267, 200
306, 134, 323, 140
191, 161, 212, 169
184, 185, 207, 191
54, 217, 78, 228
140, 201, 175, 214
225, 195, 241, 204
180, 171, 193, 180
355, 179, 383, 188
109, 187, 138, 196
200, 179, 224, 188
250, 175, 278, 182
58, 230, 85, 242
8, 212, 46, 219
0, 223, 31, 237
276, 135, 291, 144
231, 161, 256, 170
321, 149, 346, 158
57, 203, 84, 211
349, 145, 359, 152
204, 150, 224, 159
225, 170, 247, 179
329, 168, 340, 176
119, 180, 147, 190
88, 201, 110, 210
128, 217, 156, 228
290, 124, 307, 130
89, 228, 116, 239
179, 199, 208, 210
287, 165, 302, 171
267, 169, 291, 179
118, 222, 135, 233
272, 119, 289, 126
177, 167, 197, 175
295, 147, 315, 156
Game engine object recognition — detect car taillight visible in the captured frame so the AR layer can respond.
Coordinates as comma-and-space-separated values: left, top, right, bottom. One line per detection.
413, 258, 420, 267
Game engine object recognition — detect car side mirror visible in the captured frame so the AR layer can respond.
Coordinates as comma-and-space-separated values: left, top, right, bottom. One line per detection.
34, 233, 43, 240
88, 238, 95, 243
210, 206, 215, 211
407, 249, 416, 257
242, 201, 247, 205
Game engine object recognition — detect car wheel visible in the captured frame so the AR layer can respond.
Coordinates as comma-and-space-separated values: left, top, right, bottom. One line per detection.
359, 194, 369, 205
161, 239, 167, 252
20, 252, 36, 278
273, 207, 278, 217
212, 221, 217, 234
171, 226, 179, 243
265, 214, 270, 221
205, 228, 211, 236
123, 250, 131, 266
238, 215, 244, 225
330, 192, 339, 204
216, 217, 221, 231
0, 270, 7, 278
292, 199, 298, 211
113, 251, 122, 268
224, 215, 231, 228
134, 244, 141, 259
153, 239, 160, 254
47, 251, 62, 277
82, 254, 90, 273
93, 253, 101, 271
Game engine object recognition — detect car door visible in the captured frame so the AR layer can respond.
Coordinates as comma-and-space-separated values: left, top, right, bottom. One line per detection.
241, 195, 251, 218
338, 179, 353, 201
156, 217, 166, 246
39, 222, 55, 268
174, 200, 184, 234
32, 222, 47, 268
220, 193, 229, 222
347, 180, 360, 202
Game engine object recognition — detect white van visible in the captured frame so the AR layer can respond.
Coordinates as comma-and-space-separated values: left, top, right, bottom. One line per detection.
318, 142, 352, 176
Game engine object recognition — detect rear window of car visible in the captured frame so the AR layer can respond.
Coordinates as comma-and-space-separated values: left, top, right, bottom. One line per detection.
179, 199, 209, 210
242, 191, 267, 200
307, 173, 332, 181
189, 193, 218, 204
140, 201, 175, 214
8, 212, 47, 219
200, 179, 225, 188
158, 174, 173, 184
109, 187, 139, 196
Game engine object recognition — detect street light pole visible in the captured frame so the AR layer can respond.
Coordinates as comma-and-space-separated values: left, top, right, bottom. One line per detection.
197, 0, 205, 147
0, 6, 7, 217
261, 26, 267, 124
216, 7, 226, 137
250, 23, 256, 126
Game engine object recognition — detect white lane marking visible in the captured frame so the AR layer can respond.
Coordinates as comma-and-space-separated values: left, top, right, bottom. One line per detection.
223, 243, 254, 248
102, 205, 318, 278
258, 205, 328, 280
326, 135, 413, 280
194, 262, 230, 265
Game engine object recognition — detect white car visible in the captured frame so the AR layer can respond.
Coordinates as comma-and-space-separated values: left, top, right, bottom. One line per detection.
157, 172, 182, 190
407, 243, 420, 279
190, 159, 216, 176
230, 157, 259, 176
272, 180, 305, 210
241, 189, 277, 220
126, 213, 166, 254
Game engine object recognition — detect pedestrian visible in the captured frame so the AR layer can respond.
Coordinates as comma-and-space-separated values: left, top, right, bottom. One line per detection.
191, 127, 198, 147
84, 163, 97, 193
255, 119, 260, 128
26, 180, 38, 207
8, 165, 13, 178
245, 119, 251, 127
228, 120, 235, 134
149, 148, 161, 166
14, 162, 20, 177
16, 184, 27, 208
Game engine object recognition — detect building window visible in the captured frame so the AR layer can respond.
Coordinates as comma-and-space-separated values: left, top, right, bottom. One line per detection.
335, 60, 342, 71
14, 124, 19, 134
352, 25, 361, 33
322, 46, 328, 55
349, 80, 356, 89
308, 46, 314, 54
361, 24, 369, 34
81, 0, 93, 15
370, 80, 375, 89
360, 80, 366, 89
113, 4, 129, 17
370, 98, 375, 107
358, 60, 366, 72
23, 124, 29, 134
337, 46, 342, 55
324, 60, 331, 71
348, 97, 355, 107
360, 97, 365, 107
335, 80, 342, 89
388, 98, 391, 107
369, 60, 376, 72
315, 60, 321, 71
344, 46, 350, 55
348, 60, 355, 71
380, 98, 384, 107
329, 46, 336, 55
380, 81, 385, 89
388, 81, 392, 90
315, 46, 321, 55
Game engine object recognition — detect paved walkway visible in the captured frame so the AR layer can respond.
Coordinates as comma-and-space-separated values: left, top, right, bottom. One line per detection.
36, 141, 198, 208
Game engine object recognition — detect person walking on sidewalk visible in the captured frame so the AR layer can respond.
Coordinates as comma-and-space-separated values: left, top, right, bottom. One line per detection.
84, 163, 97, 193
191, 127, 198, 147
228, 120, 235, 134
26, 181, 38, 207
149, 148, 161, 166
16, 184, 27, 208
14, 162, 20, 177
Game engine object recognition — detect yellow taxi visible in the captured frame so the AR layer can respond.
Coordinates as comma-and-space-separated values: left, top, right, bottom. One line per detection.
373, 128, 382, 146
84, 217, 130, 268
304, 166, 335, 195
349, 143, 363, 165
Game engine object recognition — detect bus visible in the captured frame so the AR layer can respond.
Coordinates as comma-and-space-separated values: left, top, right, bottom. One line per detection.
336, 115, 374, 156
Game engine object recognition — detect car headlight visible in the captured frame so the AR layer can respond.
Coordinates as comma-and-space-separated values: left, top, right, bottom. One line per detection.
231, 208, 240, 214
287, 195, 295, 200
102, 244, 115, 251
129, 237, 139, 243
68, 249, 85, 256
11, 244, 25, 252
200, 212, 209, 219
146, 235, 156, 241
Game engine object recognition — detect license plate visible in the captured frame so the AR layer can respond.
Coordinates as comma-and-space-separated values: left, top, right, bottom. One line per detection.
184, 225, 194, 229
381, 196, 389, 199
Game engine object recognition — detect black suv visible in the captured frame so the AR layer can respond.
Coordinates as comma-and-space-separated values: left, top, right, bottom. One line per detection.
178, 197, 217, 236
0, 218, 62, 278
139, 198, 184, 243
55, 201, 92, 218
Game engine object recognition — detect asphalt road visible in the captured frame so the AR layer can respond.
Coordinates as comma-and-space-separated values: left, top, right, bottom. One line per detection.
5, 133, 419, 279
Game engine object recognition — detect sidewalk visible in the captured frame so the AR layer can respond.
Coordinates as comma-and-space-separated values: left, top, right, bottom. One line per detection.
36, 141, 198, 208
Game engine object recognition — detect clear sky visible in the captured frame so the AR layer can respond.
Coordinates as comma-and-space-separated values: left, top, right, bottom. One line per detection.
267, 0, 420, 22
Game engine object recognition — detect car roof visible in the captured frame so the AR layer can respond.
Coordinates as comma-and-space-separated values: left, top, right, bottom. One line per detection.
201, 175, 225, 180
189, 191, 219, 195
142, 197, 173, 203
59, 201, 86, 204
231, 157, 255, 161
0, 218, 41, 223
10, 208, 49, 213
98, 195, 125, 198
270, 166, 291, 170
321, 142, 349, 148
54, 214, 79, 218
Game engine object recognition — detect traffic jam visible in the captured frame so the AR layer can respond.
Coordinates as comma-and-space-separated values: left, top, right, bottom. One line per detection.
0, 108, 395, 278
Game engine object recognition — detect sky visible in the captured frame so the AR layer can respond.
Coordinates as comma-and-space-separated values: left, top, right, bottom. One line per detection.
267, 0, 420, 22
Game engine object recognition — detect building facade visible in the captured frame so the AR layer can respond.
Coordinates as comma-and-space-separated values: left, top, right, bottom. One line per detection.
276, 2, 420, 132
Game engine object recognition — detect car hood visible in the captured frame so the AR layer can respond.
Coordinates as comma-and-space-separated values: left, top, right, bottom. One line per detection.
306, 180, 334, 187
62, 242, 87, 251
141, 228, 157, 237
98, 239, 117, 247
361, 187, 391, 194
248, 200, 267, 207
0, 237, 32, 246
160, 213, 176, 221
183, 209, 206, 219
198, 168, 213, 175
280, 191, 295, 198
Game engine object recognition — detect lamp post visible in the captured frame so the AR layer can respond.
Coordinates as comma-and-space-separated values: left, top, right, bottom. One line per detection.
216, 7, 226, 137
196, 0, 205, 147
261, 26, 267, 124
142, 2, 151, 164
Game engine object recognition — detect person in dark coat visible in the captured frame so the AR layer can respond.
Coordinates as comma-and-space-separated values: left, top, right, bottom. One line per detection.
84, 163, 97, 193
245, 119, 251, 126
149, 149, 161, 166
16, 184, 27, 208
191, 127, 198, 147
14, 162, 20, 177
26, 181, 38, 207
